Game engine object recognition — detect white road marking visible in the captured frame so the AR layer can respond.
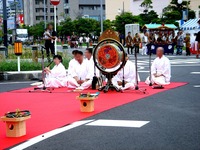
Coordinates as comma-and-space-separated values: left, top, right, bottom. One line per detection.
10, 120, 94, 150
191, 72, 200, 74
86, 119, 150, 128
194, 85, 200, 88
0, 81, 33, 85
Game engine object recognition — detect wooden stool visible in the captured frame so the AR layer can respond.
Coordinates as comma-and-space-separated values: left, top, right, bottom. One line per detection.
1, 116, 31, 137
77, 95, 97, 112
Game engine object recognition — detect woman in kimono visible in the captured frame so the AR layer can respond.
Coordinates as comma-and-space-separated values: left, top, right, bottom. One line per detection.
44, 55, 67, 88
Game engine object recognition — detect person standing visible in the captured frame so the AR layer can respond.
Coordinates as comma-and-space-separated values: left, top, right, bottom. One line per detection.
176, 31, 184, 55
133, 33, 141, 54
44, 24, 57, 62
185, 33, 191, 56
142, 32, 148, 55
125, 32, 133, 55
85, 35, 90, 48
195, 19, 200, 58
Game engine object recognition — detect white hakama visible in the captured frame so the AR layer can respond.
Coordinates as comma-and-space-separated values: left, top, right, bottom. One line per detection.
112, 60, 139, 90
45, 63, 67, 88
145, 55, 171, 86
67, 59, 93, 89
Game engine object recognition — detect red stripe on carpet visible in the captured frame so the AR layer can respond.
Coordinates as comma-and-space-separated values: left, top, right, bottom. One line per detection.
0, 82, 187, 149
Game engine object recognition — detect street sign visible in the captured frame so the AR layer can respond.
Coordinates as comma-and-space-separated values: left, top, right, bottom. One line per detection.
50, 0, 60, 6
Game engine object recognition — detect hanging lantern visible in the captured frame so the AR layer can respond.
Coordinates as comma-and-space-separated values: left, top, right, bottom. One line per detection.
177, 0, 182, 4
14, 41, 22, 56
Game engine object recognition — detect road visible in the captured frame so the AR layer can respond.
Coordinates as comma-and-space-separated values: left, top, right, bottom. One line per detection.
1, 54, 200, 150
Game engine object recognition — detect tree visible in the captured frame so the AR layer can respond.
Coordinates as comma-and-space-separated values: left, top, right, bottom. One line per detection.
58, 18, 75, 36
140, 0, 153, 13
28, 22, 45, 39
163, 0, 195, 21
74, 18, 99, 35
115, 12, 139, 34
139, 10, 160, 25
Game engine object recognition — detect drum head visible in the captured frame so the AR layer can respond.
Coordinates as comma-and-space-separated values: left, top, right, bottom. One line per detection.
93, 38, 126, 75
97, 44, 120, 69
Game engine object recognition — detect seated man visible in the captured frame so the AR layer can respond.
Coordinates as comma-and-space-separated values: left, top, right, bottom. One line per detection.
145, 47, 171, 86
68, 51, 93, 90
68, 50, 79, 76
112, 54, 139, 90
43, 55, 67, 88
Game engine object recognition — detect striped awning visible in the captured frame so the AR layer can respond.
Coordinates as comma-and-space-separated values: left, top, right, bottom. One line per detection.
181, 18, 200, 30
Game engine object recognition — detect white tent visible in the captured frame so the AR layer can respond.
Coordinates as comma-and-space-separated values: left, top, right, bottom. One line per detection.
181, 18, 200, 31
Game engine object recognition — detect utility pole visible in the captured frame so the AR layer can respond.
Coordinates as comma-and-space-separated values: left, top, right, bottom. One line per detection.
100, 0, 103, 33
44, 0, 46, 28
3, 0, 8, 57
123, 1, 124, 13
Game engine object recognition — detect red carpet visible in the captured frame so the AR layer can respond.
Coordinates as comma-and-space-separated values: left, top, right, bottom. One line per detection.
0, 82, 187, 149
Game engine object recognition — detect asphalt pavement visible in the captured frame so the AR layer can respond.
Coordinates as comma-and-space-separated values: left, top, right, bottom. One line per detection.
1, 53, 200, 150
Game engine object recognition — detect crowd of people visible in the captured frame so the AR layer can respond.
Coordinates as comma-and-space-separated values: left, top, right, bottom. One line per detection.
125, 29, 199, 57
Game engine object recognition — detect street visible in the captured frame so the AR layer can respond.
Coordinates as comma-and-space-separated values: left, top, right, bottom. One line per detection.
1, 54, 200, 150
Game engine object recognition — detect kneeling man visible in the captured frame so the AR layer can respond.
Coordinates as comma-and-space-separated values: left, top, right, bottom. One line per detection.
112, 54, 139, 90
44, 55, 67, 88
145, 47, 171, 86
68, 51, 93, 90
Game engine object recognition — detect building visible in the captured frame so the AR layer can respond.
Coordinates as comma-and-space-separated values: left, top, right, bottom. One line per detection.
63, 0, 105, 21
106, 0, 200, 21
190, 0, 200, 18
23, 0, 64, 26
106, 0, 170, 20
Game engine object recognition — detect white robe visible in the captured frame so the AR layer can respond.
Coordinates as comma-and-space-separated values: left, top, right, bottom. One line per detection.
86, 56, 100, 77
145, 55, 171, 86
45, 63, 67, 88
67, 59, 93, 89
112, 60, 140, 90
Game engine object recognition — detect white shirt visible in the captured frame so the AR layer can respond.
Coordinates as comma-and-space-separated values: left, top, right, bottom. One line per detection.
113, 60, 138, 84
69, 59, 93, 80
151, 55, 171, 82
86, 56, 100, 77
85, 37, 90, 43
47, 63, 66, 79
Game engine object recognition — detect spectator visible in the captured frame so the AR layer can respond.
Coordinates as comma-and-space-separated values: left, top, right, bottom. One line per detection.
184, 33, 191, 56
195, 19, 200, 58
176, 31, 184, 55
133, 33, 141, 54
125, 32, 133, 55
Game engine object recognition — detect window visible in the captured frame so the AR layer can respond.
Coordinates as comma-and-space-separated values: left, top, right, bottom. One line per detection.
50, 8, 54, 13
36, 16, 44, 20
65, 9, 69, 14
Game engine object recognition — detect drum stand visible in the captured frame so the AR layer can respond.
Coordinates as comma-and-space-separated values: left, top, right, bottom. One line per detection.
29, 46, 52, 93
98, 73, 120, 93
134, 47, 146, 94
148, 44, 153, 86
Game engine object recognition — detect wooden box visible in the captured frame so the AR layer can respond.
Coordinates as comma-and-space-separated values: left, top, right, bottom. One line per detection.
1, 116, 31, 137
77, 96, 97, 112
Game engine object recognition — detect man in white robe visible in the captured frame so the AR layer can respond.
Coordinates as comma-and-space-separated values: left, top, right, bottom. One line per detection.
85, 48, 100, 77
112, 54, 139, 90
44, 55, 67, 88
68, 51, 93, 90
68, 50, 79, 76
145, 47, 171, 86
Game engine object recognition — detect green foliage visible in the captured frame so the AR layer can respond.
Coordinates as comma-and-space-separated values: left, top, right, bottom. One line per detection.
140, 0, 153, 13
26, 22, 45, 39
0, 58, 70, 71
139, 10, 160, 25
0, 30, 3, 37
74, 18, 99, 35
115, 12, 139, 34
58, 18, 75, 36
163, 0, 196, 21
